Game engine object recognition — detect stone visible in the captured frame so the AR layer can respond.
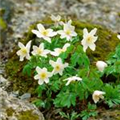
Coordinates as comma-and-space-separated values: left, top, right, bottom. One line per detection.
20, 93, 31, 100
0, 88, 44, 120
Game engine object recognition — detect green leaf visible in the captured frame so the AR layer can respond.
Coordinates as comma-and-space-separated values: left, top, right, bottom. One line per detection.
54, 91, 77, 108
103, 84, 120, 107
22, 64, 32, 76
32, 99, 45, 108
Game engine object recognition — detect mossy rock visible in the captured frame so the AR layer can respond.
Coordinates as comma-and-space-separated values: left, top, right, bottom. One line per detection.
0, 0, 14, 44
5, 19, 119, 94
6, 108, 41, 120
17, 110, 39, 120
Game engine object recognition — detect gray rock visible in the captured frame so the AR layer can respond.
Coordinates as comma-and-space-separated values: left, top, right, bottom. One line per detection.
20, 93, 31, 100
0, 88, 44, 120
0, 75, 7, 83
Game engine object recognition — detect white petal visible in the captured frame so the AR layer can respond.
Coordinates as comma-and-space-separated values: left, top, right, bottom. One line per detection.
57, 30, 65, 35
68, 20, 72, 25
96, 61, 107, 72
93, 36, 98, 42
50, 51, 59, 56
90, 28, 97, 36
39, 43, 44, 50
49, 60, 56, 67
64, 63, 68, 68
18, 42, 25, 48
34, 74, 40, 80
59, 70, 63, 76
89, 43, 96, 51
66, 80, 71, 86
63, 43, 70, 49
42, 67, 48, 73
56, 15, 61, 21
117, 34, 120, 39
47, 72, 53, 77
71, 31, 77, 36
66, 36, 72, 41
37, 23, 45, 32
83, 44, 88, 52
38, 79, 44, 85
16, 50, 21, 56
43, 50, 50, 55
43, 36, 51, 43
32, 30, 42, 38
26, 41, 31, 49
51, 15, 56, 21
81, 39, 86, 45
33, 45, 38, 50
20, 56, 24, 61
26, 54, 31, 60
57, 58, 62, 64
44, 78, 49, 83
36, 67, 42, 74
83, 28, 88, 38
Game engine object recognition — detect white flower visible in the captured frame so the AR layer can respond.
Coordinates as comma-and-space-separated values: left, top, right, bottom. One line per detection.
117, 34, 120, 39
50, 43, 70, 56
57, 20, 77, 41
96, 61, 107, 72
32, 23, 57, 43
81, 28, 98, 52
49, 57, 68, 75
92, 90, 105, 103
34, 67, 52, 85
64, 75, 82, 86
16, 41, 31, 61
51, 15, 61, 26
32, 43, 50, 57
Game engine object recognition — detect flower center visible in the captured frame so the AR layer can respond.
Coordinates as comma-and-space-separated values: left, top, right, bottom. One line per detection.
42, 30, 48, 36
66, 30, 71, 35
58, 49, 65, 54
40, 73, 47, 79
55, 65, 60, 71
94, 95, 100, 100
37, 49, 42, 54
87, 36, 93, 43
21, 48, 27, 55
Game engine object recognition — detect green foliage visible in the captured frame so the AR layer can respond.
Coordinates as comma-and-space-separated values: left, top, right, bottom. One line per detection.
103, 84, 120, 107
59, 111, 81, 120
106, 44, 120, 77
6, 18, 120, 120
54, 91, 77, 108
80, 103, 98, 120
70, 45, 90, 69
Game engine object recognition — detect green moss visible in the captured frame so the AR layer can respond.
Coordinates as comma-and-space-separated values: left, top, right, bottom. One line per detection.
5, 52, 38, 94
72, 20, 119, 62
6, 108, 15, 116
6, 108, 39, 120
118, 12, 120, 17
0, 17, 7, 29
5, 19, 119, 94
17, 110, 39, 120
0, 8, 5, 16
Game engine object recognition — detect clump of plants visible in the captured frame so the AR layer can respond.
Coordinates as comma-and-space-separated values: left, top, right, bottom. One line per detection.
15, 15, 120, 120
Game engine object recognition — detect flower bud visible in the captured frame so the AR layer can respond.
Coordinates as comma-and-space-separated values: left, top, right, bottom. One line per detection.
96, 61, 107, 72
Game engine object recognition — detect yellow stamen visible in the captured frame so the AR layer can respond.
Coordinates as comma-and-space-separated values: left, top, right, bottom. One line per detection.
40, 73, 47, 79
21, 48, 27, 55
87, 36, 93, 43
42, 30, 48, 36
66, 30, 71, 35
58, 49, 65, 54
55, 65, 60, 71
37, 49, 42, 54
